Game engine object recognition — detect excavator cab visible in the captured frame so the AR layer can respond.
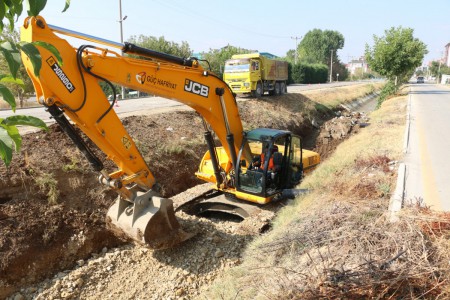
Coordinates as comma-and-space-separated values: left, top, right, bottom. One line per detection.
180, 128, 317, 220
235, 128, 303, 203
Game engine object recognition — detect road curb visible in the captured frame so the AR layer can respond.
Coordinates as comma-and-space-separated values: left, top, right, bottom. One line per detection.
389, 89, 411, 221
389, 163, 406, 222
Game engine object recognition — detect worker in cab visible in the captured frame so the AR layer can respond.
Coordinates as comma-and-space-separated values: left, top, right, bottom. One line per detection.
261, 145, 278, 171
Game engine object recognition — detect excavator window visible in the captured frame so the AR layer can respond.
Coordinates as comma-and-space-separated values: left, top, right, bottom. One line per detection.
238, 140, 265, 193
288, 135, 303, 186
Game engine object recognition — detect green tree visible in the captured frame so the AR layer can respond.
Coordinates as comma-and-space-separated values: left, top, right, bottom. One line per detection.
332, 62, 349, 81
297, 29, 345, 66
200, 45, 253, 78
429, 61, 450, 79
283, 49, 296, 64
0, 28, 34, 107
0, 0, 69, 166
365, 26, 428, 86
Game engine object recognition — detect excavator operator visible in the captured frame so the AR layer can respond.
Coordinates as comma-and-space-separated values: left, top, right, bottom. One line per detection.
262, 145, 278, 171
251, 145, 279, 171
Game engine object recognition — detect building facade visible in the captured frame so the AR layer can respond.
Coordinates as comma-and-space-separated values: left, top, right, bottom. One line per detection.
445, 43, 450, 67
346, 57, 369, 75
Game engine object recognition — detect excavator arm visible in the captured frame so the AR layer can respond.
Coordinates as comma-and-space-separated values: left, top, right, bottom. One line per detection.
20, 16, 252, 248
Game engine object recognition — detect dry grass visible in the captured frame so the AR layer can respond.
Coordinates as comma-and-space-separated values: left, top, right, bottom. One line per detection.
228, 201, 450, 299
302, 82, 384, 109
202, 94, 450, 299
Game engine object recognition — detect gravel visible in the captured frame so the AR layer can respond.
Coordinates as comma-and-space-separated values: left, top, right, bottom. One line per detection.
8, 184, 277, 300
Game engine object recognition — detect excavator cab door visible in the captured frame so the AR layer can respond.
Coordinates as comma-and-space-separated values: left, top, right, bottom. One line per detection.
286, 135, 304, 187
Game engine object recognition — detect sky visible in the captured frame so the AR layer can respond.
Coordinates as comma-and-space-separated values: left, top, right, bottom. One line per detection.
16, 0, 450, 65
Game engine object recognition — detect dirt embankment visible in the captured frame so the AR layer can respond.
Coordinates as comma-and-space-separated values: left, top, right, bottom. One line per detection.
0, 89, 374, 299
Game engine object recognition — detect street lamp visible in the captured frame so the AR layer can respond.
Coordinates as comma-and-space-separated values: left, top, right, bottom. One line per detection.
119, 0, 127, 100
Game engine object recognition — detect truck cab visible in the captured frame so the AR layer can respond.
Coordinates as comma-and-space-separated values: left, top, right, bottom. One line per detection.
224, 53, 288, 97
224, 58, 260, 94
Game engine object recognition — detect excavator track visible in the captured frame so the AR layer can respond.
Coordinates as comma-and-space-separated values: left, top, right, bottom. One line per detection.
176, 189, 262, 220
174, 186, 295, 234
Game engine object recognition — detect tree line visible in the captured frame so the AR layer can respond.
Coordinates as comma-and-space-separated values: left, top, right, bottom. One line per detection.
2, 19, 429, 100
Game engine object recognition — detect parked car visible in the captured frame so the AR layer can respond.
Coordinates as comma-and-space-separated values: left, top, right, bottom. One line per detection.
417, 76, 424, 83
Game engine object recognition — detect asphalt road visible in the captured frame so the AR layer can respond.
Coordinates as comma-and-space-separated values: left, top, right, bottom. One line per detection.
404, 83, 450, 211
0, 81, 376, 124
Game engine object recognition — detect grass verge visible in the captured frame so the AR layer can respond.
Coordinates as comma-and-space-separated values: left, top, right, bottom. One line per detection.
202, 95, 450, 299
302, 82, 384, 109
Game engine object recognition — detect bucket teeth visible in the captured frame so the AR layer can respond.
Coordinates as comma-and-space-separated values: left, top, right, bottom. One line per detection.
106, 190, 194, 249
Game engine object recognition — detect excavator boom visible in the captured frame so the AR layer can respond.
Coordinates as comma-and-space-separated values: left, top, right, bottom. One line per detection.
20, 16, 250, 248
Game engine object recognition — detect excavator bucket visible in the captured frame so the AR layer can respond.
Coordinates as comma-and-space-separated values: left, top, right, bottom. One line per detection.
106, 190, 194, 249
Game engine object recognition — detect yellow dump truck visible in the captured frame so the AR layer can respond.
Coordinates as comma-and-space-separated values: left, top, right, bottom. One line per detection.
224, 53, 288, 97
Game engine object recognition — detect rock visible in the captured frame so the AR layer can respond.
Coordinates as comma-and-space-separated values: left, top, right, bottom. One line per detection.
13, 293, 25, 300
54, 280, 62, 291
102, 247, 108, 253
170, 270, 179, 280
69, 271, 82, 281
214, 249, 225, 258
60, 290, 73, 298
175, 288, 185, 296
75, 278, 84, 287
76, 259, 85, 267
312, 118, 320, 129
88, 260, 98, 266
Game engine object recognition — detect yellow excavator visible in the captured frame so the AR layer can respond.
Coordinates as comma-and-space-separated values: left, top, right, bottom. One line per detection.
20, 16, 320, 249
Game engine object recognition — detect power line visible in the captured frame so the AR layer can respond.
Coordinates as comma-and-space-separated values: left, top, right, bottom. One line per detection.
152, 0, 291, 40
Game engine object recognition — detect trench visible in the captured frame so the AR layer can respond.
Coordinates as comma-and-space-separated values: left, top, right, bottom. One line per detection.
0, 91, 379, 299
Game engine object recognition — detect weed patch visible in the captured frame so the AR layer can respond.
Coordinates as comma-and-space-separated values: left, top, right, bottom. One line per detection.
35, 172, 59, 205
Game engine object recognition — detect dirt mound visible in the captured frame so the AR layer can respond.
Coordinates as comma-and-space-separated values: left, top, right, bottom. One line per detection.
0, 93, 345, 298
0, 111, 208, 298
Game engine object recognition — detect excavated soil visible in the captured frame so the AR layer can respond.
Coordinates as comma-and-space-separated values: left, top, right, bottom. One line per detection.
0, 93, 371, 299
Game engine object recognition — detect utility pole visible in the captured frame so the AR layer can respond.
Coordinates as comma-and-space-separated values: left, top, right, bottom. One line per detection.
329, 49, 333, 83
291, 36, 301, 65
119, 0, 127, 100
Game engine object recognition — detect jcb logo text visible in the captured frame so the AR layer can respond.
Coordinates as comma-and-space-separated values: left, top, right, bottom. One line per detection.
184, 79, 209, 98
